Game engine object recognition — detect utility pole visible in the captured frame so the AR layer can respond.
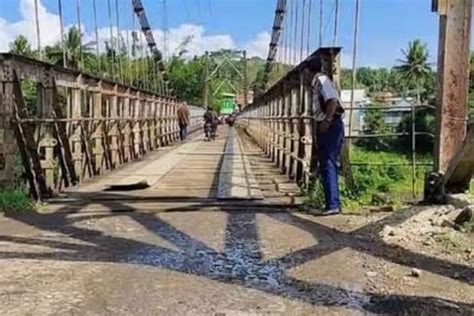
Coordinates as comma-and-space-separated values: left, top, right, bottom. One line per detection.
203, 51, 209, 108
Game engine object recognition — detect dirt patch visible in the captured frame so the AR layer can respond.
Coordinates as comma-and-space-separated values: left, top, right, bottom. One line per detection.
379, 206, 473, 269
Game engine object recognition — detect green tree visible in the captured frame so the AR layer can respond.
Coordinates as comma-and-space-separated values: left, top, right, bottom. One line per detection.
396, 40, 432, 104
396, 108, 435, 154
167, 56, 205, 105
45, 27, 93, 69
358, 104, 389, 150
9, 35, 33, 57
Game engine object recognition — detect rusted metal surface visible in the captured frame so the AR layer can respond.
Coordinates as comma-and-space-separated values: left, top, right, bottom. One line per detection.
433, 0, 472, 175
424, 0, 473, 201
445, 123, 474, 192
0, 53, 204, 198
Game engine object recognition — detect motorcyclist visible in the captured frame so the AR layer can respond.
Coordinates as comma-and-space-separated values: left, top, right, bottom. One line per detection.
203, 107, 217, 140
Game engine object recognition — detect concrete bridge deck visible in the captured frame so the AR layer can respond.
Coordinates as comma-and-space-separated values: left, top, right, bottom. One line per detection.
0, 127, 472, 315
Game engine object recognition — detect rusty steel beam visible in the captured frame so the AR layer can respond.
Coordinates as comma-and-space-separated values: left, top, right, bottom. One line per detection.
433, 0, 472, 174
261, 0, 287, 92
425, 0, 472, 202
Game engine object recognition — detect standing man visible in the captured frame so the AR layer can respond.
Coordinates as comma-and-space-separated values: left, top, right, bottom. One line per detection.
308, 57, 345, 215
177, 102, 190, 141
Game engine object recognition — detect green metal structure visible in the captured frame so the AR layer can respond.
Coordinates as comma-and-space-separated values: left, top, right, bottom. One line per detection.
218, 93, 236, 114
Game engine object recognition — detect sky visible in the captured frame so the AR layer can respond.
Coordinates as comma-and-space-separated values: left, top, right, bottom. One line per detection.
0, 0, 470, 68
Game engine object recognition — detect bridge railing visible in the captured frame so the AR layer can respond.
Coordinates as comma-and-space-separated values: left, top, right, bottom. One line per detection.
238, 48, 343, 187
0, 54, 204, 199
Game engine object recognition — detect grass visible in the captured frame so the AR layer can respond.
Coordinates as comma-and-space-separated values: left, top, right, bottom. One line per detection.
434, 232, 463, 249
0, 188, 36, 215
464, 220, 474, 233
304, 147, 432, 211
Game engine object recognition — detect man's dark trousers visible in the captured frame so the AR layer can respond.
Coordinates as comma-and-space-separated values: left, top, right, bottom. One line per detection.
316, 118, 344, 210
179, 123, 188, 141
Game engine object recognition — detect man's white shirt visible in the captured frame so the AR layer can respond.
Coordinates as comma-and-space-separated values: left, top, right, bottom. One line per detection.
311, 74, 340, 122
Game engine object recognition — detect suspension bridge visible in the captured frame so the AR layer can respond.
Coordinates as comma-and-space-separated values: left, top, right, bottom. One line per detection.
0, 0, 473, 314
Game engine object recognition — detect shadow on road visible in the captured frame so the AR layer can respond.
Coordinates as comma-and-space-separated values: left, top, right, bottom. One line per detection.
0, 191, 473, 315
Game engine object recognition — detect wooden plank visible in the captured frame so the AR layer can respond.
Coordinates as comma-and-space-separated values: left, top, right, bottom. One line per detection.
50, 77, 78, 187
11, 71, 49, 199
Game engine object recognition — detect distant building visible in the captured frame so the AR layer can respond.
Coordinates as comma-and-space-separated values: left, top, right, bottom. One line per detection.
383, 99, 413, 130
236, 91, 254, 109
340, 89, 369, 136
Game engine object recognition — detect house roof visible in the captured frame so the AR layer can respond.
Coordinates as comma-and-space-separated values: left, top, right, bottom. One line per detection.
340, 89, 367, 103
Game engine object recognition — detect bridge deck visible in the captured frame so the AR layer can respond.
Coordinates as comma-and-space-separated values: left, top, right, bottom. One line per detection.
46, 126, 297, 213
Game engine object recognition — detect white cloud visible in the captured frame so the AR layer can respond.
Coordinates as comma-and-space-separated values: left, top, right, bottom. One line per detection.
244, 31, 270, 59
0, 0, 61, 51
0, 0, 270, 61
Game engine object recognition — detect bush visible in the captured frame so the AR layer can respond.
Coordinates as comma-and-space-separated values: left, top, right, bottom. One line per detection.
395, 108, 435, 154
0, 188, 36, 214
304, 147, 432, 210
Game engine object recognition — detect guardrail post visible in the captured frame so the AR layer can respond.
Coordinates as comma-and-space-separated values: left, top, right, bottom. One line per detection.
122, 89, 132, 163
150, 96, 158, 149
91, 82, 104, 174
109, 84, 120, 168
284, 89, 293, 177
38, 70, 58, 193
292, 86, 302, 182
271, 99, 277, 162
0, 61, 16, 189
277, 94, 284, 169
70, 83, 83, 181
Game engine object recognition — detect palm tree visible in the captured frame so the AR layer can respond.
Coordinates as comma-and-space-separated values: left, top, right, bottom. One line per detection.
9, 35, 33, 57
46, 27, 93, 69
397, 40, 432, 104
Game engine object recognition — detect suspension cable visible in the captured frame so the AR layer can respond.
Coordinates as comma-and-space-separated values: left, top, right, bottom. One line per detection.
57, 0, 66, 67
34, 0, 42, 60
293, 0, 298, 64
76, 0, 84, 70
131, 1, 138, 87
107, 0, 115, 80
92, 0, 101, 74
334, 0, 340, 46
162, 0, 169, 60
300, 0, 306, 62
125, 1, 132, 84
319, 0, 323, 47
287, 0, 293, 66
115, 0, 123, 82
307, 0, 312, 54
139, 30, 146, 89
283, 1, 289, 68
348, 0, 361, 143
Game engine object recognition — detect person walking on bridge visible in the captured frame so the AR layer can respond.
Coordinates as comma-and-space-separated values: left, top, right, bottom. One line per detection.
177, 102, 190, 141
307, 56, 345, 216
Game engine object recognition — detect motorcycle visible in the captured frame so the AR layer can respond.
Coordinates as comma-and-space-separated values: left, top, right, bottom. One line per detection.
204, 122, 216, 141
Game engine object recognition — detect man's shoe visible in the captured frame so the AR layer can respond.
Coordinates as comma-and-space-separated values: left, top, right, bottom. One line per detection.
322, 209, 341, 216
